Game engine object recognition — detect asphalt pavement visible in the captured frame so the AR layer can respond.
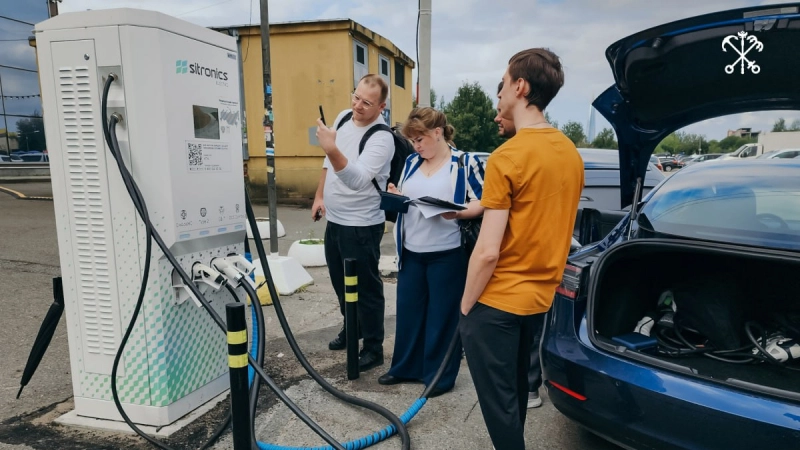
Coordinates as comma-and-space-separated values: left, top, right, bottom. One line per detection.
0, 180, 621, 450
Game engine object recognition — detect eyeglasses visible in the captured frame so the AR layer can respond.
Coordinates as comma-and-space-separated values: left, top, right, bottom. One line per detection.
351, 92, 376, 109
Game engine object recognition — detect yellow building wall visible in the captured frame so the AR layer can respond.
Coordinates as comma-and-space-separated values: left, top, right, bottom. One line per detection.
235, 22, 414, 204
269, 28, 353, 203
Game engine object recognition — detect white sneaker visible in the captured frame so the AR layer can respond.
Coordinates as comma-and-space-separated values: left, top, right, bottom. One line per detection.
527, 391, 542, 408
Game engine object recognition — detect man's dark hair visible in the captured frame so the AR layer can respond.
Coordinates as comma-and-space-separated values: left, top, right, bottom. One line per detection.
507, 48, 564, 111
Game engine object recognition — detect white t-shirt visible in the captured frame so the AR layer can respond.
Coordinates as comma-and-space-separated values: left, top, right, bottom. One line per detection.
402, 162, 461, 253
322, 110, 394, 226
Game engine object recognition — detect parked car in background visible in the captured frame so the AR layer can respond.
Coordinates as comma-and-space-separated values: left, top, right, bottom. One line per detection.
542, 4, 800, 450
649, 154, 663, 171
720, 132, 800, 159
682, 153, 722, 166
474, 148, 666, 241
719, 142, 764, 159
658, 155, 684, 171
756, 148, 800, 159
6, 151, 48, 162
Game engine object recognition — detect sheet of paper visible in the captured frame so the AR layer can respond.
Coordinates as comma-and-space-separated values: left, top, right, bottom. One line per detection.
414, 202, 464, 219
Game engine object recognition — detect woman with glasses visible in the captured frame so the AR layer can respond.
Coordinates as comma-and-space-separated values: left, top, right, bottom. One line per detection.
377, 107, 485, 397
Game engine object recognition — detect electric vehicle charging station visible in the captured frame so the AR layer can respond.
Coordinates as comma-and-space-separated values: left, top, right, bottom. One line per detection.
35, 9, 247, 428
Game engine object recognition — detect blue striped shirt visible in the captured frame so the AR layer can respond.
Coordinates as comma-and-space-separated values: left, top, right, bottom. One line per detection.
393, 147, 486, 268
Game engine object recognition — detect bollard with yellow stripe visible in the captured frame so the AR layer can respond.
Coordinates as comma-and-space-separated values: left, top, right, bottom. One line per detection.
344, 258, 359, 380
225, 303, 252, 449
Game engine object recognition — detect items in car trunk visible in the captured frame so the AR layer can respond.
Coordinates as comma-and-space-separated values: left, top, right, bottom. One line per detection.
592, 242, 800, 398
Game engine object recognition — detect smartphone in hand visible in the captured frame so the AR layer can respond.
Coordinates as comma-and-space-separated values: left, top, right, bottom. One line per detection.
318, 105, 326, 126
313, 208, 322, 221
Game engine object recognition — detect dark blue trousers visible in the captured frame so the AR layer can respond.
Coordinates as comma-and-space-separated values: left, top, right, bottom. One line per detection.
388, 247, 466, 390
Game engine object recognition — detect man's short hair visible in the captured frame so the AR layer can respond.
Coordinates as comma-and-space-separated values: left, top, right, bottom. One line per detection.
507, 48, 564, 111
359, 74, 389, 103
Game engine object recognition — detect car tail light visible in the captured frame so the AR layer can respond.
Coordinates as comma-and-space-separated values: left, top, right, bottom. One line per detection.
556, 264, 583, 299
547, 380, 587, 401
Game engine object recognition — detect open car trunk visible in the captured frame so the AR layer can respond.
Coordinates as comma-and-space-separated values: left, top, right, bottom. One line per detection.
588, 239, 800, 402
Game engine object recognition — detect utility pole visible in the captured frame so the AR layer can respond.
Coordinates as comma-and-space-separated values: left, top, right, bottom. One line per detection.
259, 0, 278, 254
418, 0, 432, 107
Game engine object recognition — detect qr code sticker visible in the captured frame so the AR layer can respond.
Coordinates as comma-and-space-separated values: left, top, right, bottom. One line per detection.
188, 143, 203, 166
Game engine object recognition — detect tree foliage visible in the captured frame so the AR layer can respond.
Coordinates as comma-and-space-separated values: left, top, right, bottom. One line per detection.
772, 117, 800, 131
591, 128, 618, 149
560, 121, 587, 146
442, 81, 504, 152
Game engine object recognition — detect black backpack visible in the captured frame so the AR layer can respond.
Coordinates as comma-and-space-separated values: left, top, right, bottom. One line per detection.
336, 111, 415, 222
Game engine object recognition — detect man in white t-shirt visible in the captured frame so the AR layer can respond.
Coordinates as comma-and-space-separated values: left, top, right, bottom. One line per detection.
313, 74, 394, 372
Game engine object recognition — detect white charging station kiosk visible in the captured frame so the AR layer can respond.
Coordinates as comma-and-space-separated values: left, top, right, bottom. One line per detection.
35, 8, 246, 428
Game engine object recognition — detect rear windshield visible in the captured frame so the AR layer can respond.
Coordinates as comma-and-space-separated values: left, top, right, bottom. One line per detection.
638, 163, 800, 251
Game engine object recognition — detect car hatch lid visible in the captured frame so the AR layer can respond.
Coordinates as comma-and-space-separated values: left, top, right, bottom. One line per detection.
593, 3, 800, 208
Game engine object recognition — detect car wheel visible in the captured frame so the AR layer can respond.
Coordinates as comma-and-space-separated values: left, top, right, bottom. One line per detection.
664, 165, 673, 172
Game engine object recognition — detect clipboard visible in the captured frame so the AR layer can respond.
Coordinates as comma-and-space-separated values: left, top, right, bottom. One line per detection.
379, 191, 412, 214
414, 196, 467, 211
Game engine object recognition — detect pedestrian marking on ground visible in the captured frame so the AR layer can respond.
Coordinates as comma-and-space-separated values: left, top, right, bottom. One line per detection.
0, 185, 53, 201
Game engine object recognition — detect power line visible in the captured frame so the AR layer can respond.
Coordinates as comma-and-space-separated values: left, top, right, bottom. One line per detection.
177, 0, 238, 17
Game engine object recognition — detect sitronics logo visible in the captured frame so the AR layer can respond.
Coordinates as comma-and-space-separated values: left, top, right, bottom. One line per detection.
175, 59, 229, 81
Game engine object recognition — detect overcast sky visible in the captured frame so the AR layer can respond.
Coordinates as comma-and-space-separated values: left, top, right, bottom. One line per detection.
59, 0, 800, 142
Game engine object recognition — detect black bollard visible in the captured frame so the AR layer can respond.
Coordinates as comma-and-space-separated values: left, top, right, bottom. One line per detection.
344, 258, 359, 380
226, 303, 252, 450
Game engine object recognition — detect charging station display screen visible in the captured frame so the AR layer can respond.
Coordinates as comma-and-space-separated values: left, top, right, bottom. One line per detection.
192, 105, 220, 140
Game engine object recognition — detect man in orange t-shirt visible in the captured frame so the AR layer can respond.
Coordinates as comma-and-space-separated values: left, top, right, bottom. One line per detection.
459, 48, 584, 450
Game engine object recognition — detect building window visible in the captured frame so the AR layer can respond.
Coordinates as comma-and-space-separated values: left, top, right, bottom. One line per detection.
356, 45, 365, 64
353, 40, 368, 89
378, 55, 391, 124
394, 61, 405, 88
0, 4, 50, 162
380, 57, 390, 78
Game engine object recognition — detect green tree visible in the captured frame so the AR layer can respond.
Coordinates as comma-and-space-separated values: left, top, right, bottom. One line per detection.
773, 118, 787, 132
442, 81, 503, 152
560, 121, 586, 146
544, 111, 558, 130
791, 119, 800, 131
591, 128, 617, 149
655, 133, 681, 155
707, 139, 722, 154
718, 135, 756, 152
655, 131, 710, 155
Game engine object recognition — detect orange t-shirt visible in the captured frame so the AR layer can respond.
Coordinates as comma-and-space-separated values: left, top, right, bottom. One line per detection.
479, 128, 584, 315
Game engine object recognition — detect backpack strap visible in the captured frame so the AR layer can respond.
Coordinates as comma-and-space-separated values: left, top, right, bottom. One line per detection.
358, 124, 393, 193
335, 111, 392, 193
335, 111, 353, 130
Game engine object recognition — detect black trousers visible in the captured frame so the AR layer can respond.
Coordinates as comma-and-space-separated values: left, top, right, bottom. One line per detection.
460, 303, 537, 450
528, 312, 546, 392
324, 221, 385, 353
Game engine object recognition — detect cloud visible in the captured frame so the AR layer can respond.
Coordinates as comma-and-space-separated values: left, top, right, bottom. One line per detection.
58, 0, 800, 140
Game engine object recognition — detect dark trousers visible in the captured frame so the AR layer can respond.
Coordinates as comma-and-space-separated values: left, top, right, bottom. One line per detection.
389, 247, 466, 390
460, 303, 537, 450
324, 221, 385, 353
529, 312, 546, 392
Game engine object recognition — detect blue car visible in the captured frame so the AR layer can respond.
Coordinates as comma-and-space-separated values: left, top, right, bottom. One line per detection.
541, 5, 800, 450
